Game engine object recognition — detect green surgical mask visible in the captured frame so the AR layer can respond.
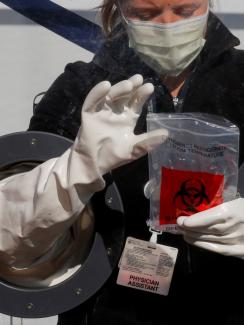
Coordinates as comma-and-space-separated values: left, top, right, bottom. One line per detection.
125, 10, 209, 76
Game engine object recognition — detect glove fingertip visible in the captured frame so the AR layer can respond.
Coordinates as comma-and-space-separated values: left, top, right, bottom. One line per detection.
146, 129, 169, 149
143, 82, 154, 94
129, 74, 144, 87
177, 216, 187, 227
100, 80, 112, 91
83, 81, 112, 112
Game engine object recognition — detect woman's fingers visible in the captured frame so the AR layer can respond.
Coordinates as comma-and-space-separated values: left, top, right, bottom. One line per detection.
82, 75, 152, 115
105, 74, 144, 113
128, 83, 154, 114
132, 129, 169, 158
177, 204, 228, 231
129, 74, 144, 89
82, 81, 111, 112
106, 80, 133, 102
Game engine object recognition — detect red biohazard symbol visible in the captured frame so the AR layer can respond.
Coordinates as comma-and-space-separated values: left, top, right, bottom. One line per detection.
173, 179, 210, 213
159, 168, 224, 225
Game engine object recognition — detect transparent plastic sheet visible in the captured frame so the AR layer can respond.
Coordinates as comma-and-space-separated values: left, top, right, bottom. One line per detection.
146, 113, 240, 234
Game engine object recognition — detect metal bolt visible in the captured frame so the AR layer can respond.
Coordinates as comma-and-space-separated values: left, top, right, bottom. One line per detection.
76, 288, 82, 295
106, 197, 113, 205
27, 303, 34, 310
31, 138, 38, 146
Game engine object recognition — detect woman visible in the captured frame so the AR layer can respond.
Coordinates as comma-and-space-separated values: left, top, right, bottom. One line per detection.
27, 0, 244, 324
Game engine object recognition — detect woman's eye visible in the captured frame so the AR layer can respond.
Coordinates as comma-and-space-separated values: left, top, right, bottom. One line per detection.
181, 12, 194, 17
136, 13, 154, 20
125, 8, 158, 21
129, 13, 154, 21
175, 10, 195, 18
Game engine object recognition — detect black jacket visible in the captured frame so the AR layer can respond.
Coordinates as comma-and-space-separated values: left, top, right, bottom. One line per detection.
29, 13, 244, 325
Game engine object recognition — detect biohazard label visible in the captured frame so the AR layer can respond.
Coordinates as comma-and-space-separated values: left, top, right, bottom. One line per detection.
117, 237, 178, 296
160, 168, 224, 225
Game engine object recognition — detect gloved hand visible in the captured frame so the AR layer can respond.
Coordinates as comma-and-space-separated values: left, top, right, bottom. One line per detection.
71, 74, 168, 191
0, 75, 168, 271
177, 198, 244, 259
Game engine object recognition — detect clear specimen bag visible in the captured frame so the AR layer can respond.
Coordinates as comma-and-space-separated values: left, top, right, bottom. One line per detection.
146, 113, 240, 234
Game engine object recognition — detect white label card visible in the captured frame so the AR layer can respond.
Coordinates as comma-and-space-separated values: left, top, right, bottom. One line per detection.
117, 237, 178, 296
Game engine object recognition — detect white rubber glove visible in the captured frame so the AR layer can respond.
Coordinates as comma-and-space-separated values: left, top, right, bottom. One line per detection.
177, 198, 244, 259
74, 74, 168, 185
0, 74, 168, 269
